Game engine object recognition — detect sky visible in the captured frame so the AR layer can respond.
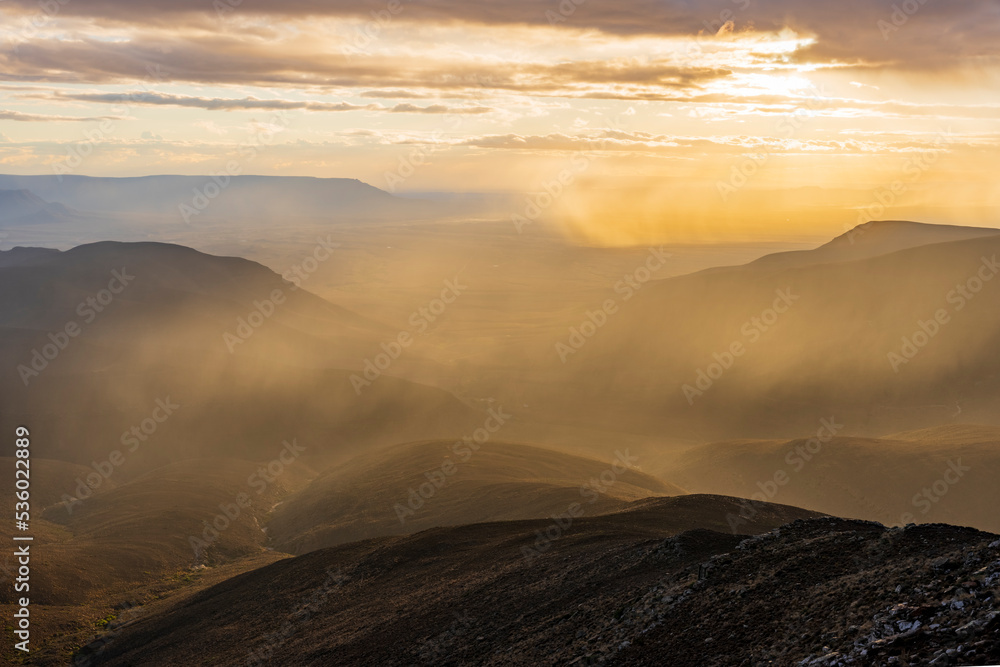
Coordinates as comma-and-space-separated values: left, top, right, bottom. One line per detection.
1, 0, 999, 241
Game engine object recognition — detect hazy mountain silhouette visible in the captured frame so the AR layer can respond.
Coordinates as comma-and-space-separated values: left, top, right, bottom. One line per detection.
741, 220, 1000, 271
0, 241, 483, 471
0, 188, 82, 225
268, 440, 685, 553
557, 222, 1000, 438
0, 174, 430, 223
665, 426, 1000, 533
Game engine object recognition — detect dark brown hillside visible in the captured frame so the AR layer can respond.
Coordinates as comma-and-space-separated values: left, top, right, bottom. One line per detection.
88, 495, 822, 666
89, 502, 999, 667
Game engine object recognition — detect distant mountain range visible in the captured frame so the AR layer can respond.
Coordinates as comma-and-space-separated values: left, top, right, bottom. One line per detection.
740, 219, 1000, 270
551, 219, 1000, 437
0, 188, 83, 225
5, 220, 1000, 472
0, 241, 482, 470
666, 424, 1000, 533
0, 174, 438, 225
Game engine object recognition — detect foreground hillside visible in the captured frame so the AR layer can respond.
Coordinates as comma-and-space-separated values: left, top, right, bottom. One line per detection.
79, 495, 1000, 666
0, 458, 313, 665
268, 439, 684, 553
617, 519, 1000, 666
81, 494, 819, 666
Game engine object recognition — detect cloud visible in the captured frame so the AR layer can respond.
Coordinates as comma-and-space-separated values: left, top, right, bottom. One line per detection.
0, 109, 123, 122
193, 120, 229, 135
453, 129, 990, 156
47, 91, 374, 111
1, 0, 997, 70
387, 103, 492, 114
360, 90, 432, 99
0, 0, 996, 200
37, 91, 495, 114
569, 91, 1000, 121
0, 35, 731, 93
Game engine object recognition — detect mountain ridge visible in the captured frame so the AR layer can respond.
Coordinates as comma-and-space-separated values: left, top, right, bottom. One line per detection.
0, 174, 418, 222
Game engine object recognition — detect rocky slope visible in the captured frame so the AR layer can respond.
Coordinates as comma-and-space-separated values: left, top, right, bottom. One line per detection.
616, 518, 1000, 666
81, 502, 999, 666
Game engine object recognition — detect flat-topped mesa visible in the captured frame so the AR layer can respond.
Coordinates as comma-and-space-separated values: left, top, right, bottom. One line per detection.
831, 219, 1000, 252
